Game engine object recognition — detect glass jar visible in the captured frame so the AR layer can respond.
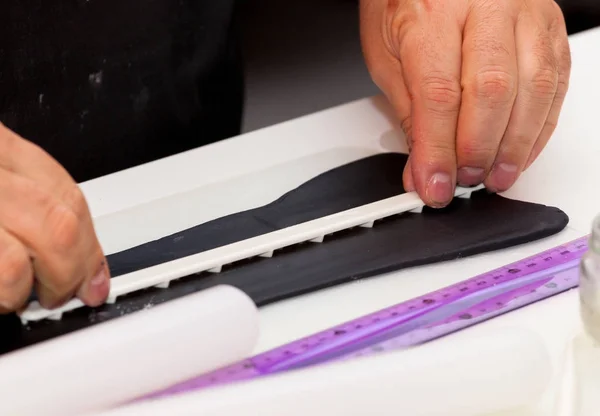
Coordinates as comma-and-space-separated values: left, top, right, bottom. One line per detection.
580, 214, 600, 343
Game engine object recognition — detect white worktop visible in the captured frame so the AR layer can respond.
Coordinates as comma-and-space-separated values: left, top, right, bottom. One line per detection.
79, 26, 600, 415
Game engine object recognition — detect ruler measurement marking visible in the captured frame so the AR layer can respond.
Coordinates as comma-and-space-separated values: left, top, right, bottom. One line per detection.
139, 235, 589, 400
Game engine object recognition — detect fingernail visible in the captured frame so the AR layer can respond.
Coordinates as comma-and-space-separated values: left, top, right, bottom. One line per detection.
490, 163, 519, 191
78, 262, 111, 307
90, 262, 109, 288
458, 167, 485, 186
426, 172, 453, 206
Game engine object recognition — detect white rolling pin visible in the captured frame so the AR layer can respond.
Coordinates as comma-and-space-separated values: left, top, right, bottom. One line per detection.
0, 285, 259, 416
94, 327, 552, 416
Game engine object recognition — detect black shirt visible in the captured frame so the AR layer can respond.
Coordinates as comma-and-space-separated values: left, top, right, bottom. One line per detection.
0, 0, 244, 182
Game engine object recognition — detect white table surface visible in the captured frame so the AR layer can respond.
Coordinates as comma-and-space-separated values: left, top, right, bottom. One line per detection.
78, 26, 600, 415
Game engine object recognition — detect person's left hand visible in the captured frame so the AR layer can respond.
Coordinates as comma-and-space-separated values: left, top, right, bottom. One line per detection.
359, 0, 571, 207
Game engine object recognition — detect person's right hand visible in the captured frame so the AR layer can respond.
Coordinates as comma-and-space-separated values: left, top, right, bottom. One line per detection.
0, 123, 110, 314
360, 0, 570, 207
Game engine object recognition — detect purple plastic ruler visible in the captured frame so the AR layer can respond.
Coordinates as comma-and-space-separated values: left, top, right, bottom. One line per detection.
140, 235, 588, 401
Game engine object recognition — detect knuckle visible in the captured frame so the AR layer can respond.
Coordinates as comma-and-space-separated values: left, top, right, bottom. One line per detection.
62, 184, 89, 218
543, 118, 558, 133
418, 0, 435, 13
414, 138, 455, 160
501, 134, 536, 161
528, 68, 558, 101
458, 142, 498, 164
25, 180, 53, 207
0, 243, 30, 288
388, 8, 418, 53
465, 69, 516, 108
547, 1, 566, 28
399, 115, 413, 141
419, 75, 462, 112
44, 267, 78, 294
45, 202, 81, 253
546, 13, 562, 34
549, 0, 562, 16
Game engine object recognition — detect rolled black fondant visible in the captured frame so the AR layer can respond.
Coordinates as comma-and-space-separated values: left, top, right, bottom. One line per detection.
106, 152, 409, 277
0, 153, 568, 355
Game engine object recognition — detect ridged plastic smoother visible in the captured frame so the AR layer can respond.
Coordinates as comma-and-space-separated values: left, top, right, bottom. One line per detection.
20, 185, 483, 323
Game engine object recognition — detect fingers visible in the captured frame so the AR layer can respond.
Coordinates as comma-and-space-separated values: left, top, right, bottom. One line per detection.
401, 12, 463, 207
359, 0, 415, 191
365, 0, 569, 201
75, 259, 111, 308
525, 5, 571, 170
484, 10, 558, 192
403, 156, 415, 192
0, 229, 34, 313
456, 2, 518, 187
372, 59, 415, 192
384, 80, 415, 192
0, 168, 109, 309
0, 124, 110, 310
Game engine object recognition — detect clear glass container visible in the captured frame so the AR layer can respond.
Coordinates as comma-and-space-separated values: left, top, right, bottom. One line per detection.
580, 214, 600, 343
562, 214, 600, 416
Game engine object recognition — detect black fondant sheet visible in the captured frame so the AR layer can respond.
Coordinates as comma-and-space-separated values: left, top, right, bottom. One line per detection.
0, 153, 568, 355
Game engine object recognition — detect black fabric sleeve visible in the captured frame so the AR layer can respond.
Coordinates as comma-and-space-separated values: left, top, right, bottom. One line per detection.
0, 0, 243, 182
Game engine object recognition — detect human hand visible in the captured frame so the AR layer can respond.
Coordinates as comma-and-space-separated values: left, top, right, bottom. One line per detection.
0, 123, 110, 313
360, 0, 571, 207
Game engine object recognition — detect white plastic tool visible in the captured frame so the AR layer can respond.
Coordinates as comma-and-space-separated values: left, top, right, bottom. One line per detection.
92, 327, 552, 416
0, 285, 259, 416
20, 185, 483, 323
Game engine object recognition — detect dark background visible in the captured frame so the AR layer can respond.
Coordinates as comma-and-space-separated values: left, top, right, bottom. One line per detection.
239, 0, 600, 133
559, 0, 600, 34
